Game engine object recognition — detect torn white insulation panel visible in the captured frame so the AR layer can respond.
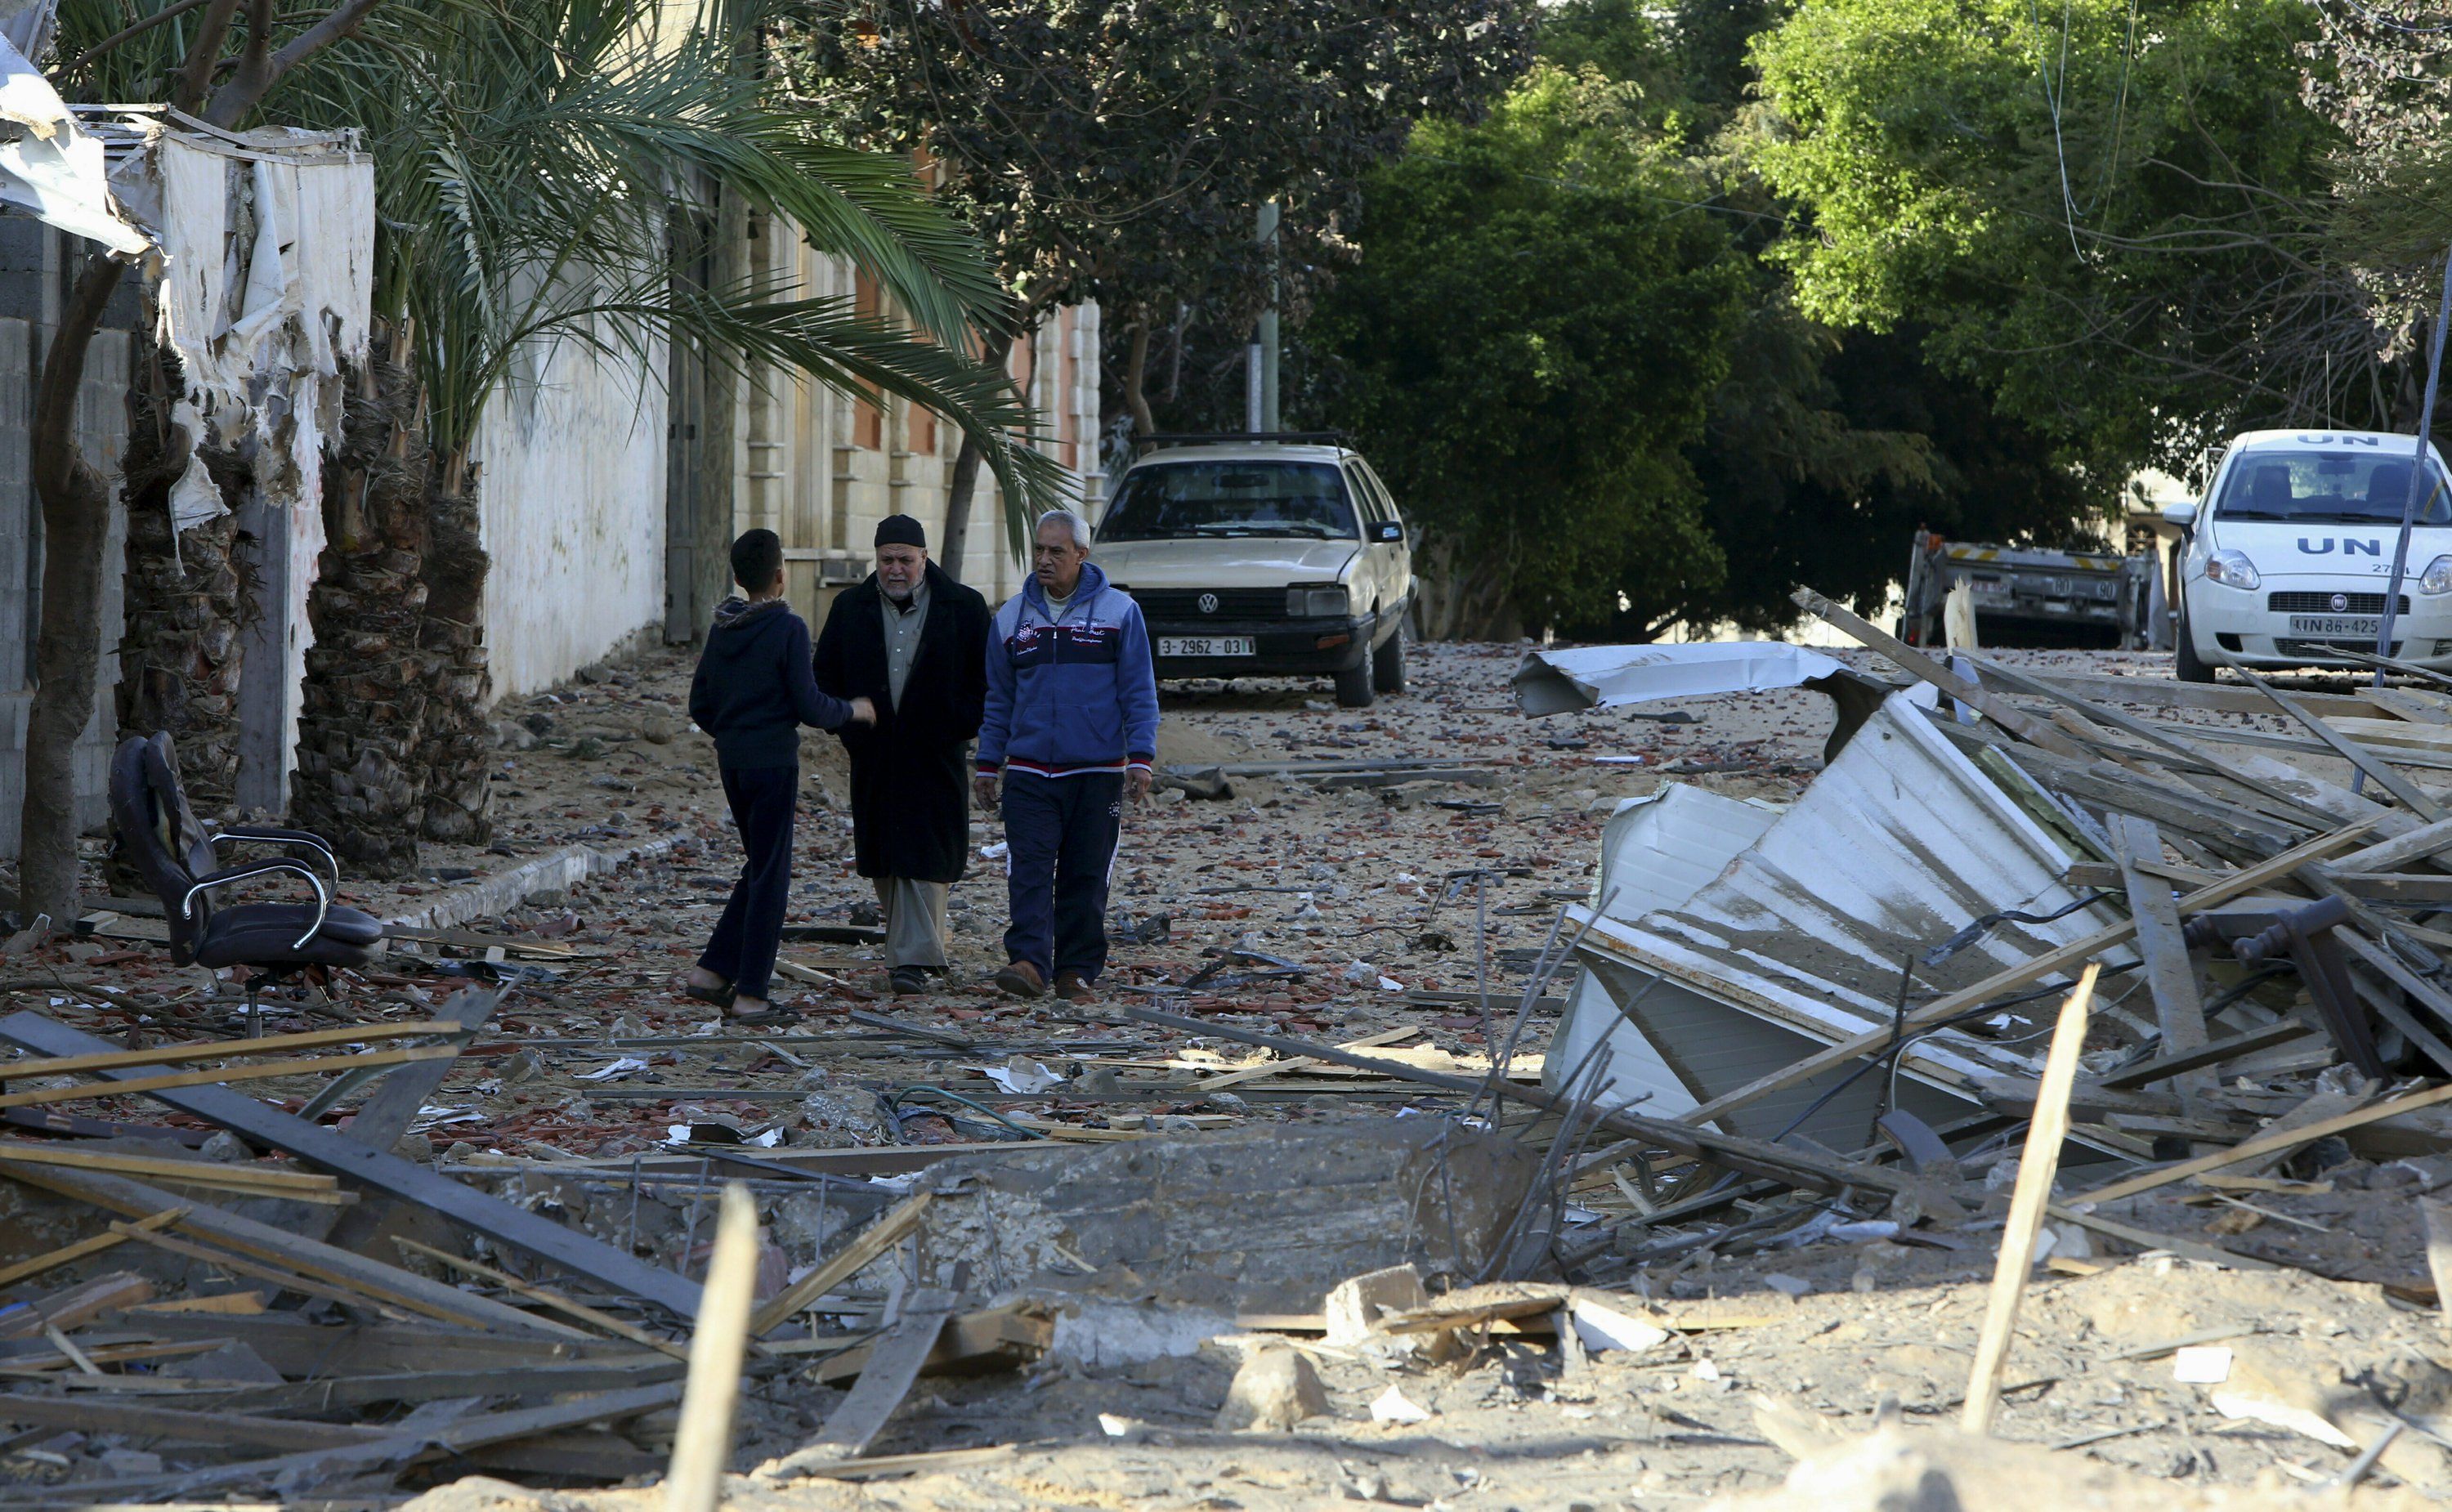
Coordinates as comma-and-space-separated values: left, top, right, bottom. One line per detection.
1513, 642, 1847, 717
0, 34, 146, 253
1564, 693, 2134, 1147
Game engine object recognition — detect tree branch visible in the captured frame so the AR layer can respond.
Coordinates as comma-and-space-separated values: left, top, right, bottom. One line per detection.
33, 253, 128, 504
60, 0, 214, 80
200, 0, 381, 126
171, 0, 241, 117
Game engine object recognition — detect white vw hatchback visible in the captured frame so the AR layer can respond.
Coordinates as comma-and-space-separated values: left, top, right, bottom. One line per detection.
1093, 436, 1413, 707
2168, 429, 2452, 681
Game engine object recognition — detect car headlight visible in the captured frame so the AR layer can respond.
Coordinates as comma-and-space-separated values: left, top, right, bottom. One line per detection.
2204, 550, 2261, 591
2423, 555, 2452, 595
1287, 584, 1349, 617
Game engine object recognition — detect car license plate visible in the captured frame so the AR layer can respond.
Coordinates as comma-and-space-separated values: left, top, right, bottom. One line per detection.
1160, 636, 1256, 658
2288, 615, 2381, 637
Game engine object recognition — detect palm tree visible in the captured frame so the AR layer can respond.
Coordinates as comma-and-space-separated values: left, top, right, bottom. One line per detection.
47, 0, 1063, 883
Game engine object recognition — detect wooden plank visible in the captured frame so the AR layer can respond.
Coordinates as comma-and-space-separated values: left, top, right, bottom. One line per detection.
0, 1207, 182, 1294
2364, 688, 2452, 727
2096, 1020, 2313, 1090
2326, 716, 2452, 751
392, 1238, 685, 1358
1792, 589, 2089, 758
770, 1291, 954, 1470
1667, 819, 2379, 1130
2340, 936, 2452, 1075
2107, 816, 2212, 1116
1963, 968, 2097, 1435
2070, 1081, 2452, 1206
0, 1021, 459, 1082
0, 1013, 702, 1322
0, 1164, 577, 1339
339, 987, 498, 1152
2331, 815, 2452, 874
2010, 669, 2388, 721
2222, 663, 2447, 822
1980, 656, 2342, 830
811, 1302, 1054, 1385
1191, 1026, 1417, 1093
2044, 1204, 2276, 1271
69, 1380, 689, 1501
749, 1191, 933, 1338
665, 1185, 759, 1512
0, 1143, 340, 1195
0, 1045, 457, 1111
0, 1273, 153, 1339
2423, 1197, 2452, 1333
216, 1357, 690, 1412
0, 1392, 387, 1450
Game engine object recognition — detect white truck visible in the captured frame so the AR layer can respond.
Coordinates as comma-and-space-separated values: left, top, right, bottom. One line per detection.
2163, 429, 2452, 682
1899, 530, 2157, 650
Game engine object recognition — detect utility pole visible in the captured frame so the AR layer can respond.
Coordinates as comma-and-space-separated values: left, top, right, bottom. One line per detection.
1256, 200, 1281, 432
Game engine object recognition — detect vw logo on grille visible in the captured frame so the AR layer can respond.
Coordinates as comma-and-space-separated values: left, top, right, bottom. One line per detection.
2331, 593, 2350, 612
1198, 593, 1219, 614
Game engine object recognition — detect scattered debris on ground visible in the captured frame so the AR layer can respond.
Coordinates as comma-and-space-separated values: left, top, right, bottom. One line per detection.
5, 620, 2452, 1505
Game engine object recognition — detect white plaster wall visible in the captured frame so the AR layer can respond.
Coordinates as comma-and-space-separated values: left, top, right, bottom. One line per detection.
477, 333, 668, 700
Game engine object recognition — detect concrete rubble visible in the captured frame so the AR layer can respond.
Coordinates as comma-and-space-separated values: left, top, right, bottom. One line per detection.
7, 622, 2452, 1504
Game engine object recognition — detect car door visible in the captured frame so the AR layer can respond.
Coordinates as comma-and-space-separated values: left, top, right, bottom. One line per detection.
1355, 459, 1411, 611
1342, 461, 1389, 623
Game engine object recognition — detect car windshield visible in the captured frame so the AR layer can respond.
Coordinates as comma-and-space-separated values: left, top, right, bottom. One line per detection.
2213, 449, 2452, 526
1098, 460, 1358, 541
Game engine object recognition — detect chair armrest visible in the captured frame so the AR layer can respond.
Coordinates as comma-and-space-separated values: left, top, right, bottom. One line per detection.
209, 826, 340, 885
182, 861, 330, 952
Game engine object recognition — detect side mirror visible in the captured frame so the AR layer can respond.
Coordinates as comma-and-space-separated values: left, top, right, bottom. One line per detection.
1370, 519, 1405, 544
2160, 501, 2199, 528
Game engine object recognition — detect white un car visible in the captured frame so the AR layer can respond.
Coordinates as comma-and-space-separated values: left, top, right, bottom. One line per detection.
2167, 429, 2452, 682
1093, 435, 1413, 707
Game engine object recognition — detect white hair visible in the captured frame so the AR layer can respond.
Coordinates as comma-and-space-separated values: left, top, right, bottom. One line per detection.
1036, 509, 1093, 552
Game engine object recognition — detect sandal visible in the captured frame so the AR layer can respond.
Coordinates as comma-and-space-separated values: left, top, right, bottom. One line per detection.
725, 1002, 791, 1025
682, 980, 737, 1009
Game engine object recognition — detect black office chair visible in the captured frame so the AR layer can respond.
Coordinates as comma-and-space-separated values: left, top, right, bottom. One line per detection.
108, 733, 383, 1033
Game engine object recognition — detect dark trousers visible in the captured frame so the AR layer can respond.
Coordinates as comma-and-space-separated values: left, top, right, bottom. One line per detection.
698, 765, 796, 1000
1000, 770, 1122, 984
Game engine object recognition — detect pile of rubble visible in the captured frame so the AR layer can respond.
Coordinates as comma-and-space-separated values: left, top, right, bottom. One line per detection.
5, 606, 2452, 1503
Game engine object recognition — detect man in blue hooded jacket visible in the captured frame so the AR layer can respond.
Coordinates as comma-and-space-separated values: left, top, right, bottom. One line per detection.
973, 509, 1161, 1002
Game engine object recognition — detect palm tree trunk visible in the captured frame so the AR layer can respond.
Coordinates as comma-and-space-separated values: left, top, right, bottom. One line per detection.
938, 326, 1018, 582
292, 327, 432, 874
16, 250, 128, 924
414, 454, 493, 844
116, 335, 249, 815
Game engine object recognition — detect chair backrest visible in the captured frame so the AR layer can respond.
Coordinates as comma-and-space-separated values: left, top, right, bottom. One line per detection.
107, 733, 214, 964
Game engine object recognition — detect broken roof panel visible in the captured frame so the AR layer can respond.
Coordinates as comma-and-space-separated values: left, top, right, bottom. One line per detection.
1568, 692, 2135, 1142
1513, 642, 1847, 716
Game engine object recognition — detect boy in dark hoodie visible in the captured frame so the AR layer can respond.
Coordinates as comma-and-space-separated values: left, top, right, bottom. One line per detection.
685, 530, 874, 1018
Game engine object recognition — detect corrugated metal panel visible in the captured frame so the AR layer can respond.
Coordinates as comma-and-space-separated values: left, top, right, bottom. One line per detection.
1566, 693, 2134, 1143
1544, 785, 1781, 1118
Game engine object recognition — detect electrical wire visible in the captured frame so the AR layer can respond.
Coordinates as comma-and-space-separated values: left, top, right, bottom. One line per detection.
886, 1085, 1045, 1141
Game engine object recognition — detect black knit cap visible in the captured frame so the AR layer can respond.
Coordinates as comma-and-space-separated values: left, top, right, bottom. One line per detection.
875, 514, 926, 549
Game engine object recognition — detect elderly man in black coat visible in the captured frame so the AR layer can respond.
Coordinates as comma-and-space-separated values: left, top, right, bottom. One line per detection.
814, 515, 992, 995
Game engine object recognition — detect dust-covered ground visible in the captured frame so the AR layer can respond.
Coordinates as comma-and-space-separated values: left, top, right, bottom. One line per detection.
16, 641, 2452, 1507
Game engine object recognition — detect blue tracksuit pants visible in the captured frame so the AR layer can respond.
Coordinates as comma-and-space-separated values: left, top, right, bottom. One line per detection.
1000, 770, 1122, 984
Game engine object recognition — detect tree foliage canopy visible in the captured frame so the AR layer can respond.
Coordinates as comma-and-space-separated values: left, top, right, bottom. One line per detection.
1748, 0, 2348, 476
788, 0, 1536, 380
1313, 63, 1749, 630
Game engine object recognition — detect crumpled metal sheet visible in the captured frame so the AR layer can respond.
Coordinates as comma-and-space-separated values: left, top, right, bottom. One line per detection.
1567, 693, 2134, 1141
0, 32, 146, 253
1513, 642, 1848, 716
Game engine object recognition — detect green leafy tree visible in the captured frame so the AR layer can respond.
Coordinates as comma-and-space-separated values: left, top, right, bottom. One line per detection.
1313, 64, 1750, 636
1747, 0, 2349, 476
789, 0, 1536, 570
